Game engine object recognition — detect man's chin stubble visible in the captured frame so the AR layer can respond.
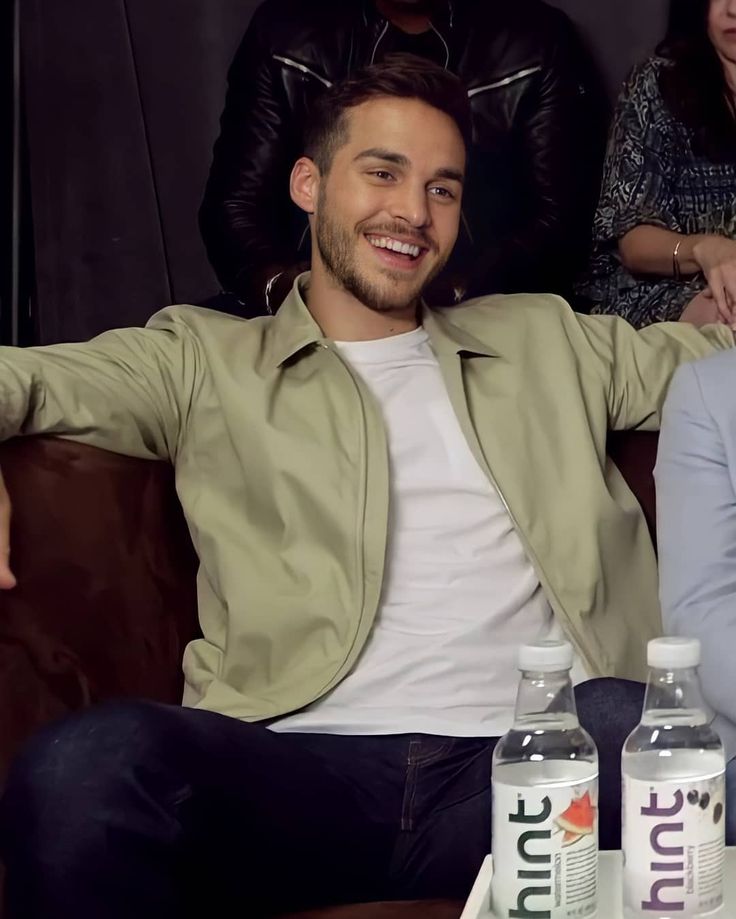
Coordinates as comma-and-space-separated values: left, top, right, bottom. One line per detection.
339, 269, 424, 314
315, 214, 443, 313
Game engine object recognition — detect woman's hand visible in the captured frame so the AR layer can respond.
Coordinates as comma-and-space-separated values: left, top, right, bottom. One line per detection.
692, 236, 736, 322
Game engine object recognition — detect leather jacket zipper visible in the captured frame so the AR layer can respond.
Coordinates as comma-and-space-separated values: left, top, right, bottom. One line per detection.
468, 65, 542, 98
273, 55, 332, 88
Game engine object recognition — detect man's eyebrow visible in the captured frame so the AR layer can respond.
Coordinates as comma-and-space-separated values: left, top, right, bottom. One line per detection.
434, 167, 464, 185
353, 148, 464, 184
353, 148, 410, 167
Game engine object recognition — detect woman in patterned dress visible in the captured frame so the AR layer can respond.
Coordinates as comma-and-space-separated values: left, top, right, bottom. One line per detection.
578, 0, 736, 328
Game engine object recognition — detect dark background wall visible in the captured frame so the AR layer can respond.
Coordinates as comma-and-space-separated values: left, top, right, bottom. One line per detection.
549, 0, 668, 100
17, 0, 263, 344
1, 0, 19, 346
11, 0, 669, 345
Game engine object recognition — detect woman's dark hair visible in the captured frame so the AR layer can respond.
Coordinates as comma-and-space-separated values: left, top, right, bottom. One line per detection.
657, 0, 736, 162
303, 53, 473, 174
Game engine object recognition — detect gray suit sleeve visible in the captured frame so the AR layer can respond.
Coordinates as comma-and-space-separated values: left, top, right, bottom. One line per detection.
656, 359, 736, 753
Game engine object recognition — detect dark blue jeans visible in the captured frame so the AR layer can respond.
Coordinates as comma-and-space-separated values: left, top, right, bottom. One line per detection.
0, 678, 643, 918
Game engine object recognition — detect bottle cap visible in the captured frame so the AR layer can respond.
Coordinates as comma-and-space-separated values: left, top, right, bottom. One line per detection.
648, 637, 700, 670
519, 640, 574, 673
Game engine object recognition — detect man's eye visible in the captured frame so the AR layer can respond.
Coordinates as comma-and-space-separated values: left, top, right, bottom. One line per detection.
370, 170, 394, 181
430, 186, 455, 199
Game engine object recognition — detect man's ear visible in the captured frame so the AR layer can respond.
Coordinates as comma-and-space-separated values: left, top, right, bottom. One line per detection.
290, 157, 320, 214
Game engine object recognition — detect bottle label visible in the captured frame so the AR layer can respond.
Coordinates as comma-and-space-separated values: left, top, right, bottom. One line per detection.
492, 775, 598, 919
622, 772, 725, 915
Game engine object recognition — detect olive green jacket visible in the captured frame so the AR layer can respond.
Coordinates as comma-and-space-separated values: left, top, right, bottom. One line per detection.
0, 279, 731, 718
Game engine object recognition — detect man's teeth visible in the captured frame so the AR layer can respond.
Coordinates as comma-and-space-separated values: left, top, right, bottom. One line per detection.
367, 236, 421, 258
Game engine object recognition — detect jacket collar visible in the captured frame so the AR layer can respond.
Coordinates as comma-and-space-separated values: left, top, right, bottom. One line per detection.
422, 303, 498, 359
361, 0, 454, 33
263, 275, 325, 369
264, 273, 497, 369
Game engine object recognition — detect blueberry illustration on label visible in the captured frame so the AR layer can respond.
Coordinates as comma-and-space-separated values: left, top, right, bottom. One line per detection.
687, 789, 700, 805
714, 802, 723, 824
700, 792, 711, 810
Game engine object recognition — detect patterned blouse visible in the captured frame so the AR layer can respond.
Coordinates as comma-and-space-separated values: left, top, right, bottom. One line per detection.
578, 56, 736, 328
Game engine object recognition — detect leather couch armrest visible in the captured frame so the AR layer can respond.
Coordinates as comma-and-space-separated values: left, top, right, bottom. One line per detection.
0, 436, 200, 785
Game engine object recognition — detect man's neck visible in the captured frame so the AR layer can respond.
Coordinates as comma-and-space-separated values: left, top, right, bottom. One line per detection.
305, 267, 420, 341
374, 0, 436, 34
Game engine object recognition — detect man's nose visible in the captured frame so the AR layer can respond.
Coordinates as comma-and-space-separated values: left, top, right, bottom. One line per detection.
388, 182, 430, 229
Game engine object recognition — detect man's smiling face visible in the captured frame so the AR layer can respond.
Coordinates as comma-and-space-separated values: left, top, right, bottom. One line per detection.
312, 95, 465, 314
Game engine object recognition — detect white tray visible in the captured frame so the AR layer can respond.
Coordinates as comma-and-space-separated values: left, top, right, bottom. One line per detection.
460, 849, 736, 918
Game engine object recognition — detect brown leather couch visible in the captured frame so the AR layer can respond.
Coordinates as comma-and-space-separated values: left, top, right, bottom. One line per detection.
0, 432, 659, 918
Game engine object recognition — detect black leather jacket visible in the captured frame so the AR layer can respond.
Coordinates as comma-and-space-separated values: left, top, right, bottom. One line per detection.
200, 0, 601, 311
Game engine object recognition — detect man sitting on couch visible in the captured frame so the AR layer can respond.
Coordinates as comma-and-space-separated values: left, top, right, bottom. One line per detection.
0, 55, 731, 918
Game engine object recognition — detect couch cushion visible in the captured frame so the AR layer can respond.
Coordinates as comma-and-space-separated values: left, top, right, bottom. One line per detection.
0, 436, 200, 785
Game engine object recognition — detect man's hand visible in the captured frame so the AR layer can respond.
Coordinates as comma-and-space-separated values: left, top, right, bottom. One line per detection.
262, 262, 309, 315
692, 236, 736, 323
0, 467, 16, 589
237, 262, 309, 319
678, 286, 733, 328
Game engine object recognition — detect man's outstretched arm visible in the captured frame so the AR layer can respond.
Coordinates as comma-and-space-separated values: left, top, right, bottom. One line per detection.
0, 308, 199, 589
0, 312, 195, 453
574, 308, 734, 433
656, 357, 736, 730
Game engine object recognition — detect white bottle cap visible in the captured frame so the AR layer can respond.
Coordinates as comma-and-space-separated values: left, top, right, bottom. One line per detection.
518, 640, 574, 673
648, 637, 700, 670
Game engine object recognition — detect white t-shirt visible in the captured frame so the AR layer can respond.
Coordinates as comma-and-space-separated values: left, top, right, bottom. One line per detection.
271, 327, 586, 737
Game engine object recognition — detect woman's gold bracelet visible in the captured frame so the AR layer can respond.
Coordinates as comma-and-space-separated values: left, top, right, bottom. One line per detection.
673, 239, 683, 281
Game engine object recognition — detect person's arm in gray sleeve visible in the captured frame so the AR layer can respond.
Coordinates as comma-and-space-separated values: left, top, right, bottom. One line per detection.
656, 357, 736, 748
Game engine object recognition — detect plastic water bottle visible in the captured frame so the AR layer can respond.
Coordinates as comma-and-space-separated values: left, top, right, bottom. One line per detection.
492, 640, 599, 919
622, 637, 725, 918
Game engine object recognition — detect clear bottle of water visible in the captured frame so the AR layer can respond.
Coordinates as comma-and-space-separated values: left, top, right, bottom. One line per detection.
622, 637, 725, 919
492, 640, 599, 919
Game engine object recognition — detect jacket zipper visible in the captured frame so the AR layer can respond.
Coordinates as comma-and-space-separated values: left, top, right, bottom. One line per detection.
273, 55, 333, 88
467, 65, 542, 98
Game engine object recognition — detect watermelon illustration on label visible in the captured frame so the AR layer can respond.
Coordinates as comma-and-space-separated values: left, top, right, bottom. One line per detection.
556, 791, 596, 847
492, 771, 599, 918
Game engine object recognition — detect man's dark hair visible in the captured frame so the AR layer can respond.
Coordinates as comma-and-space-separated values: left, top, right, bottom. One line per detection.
657, 0, 736, 163
303, 53, 473, 173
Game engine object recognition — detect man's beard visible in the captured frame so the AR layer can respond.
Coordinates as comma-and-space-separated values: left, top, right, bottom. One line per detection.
315, 188, 446, 314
